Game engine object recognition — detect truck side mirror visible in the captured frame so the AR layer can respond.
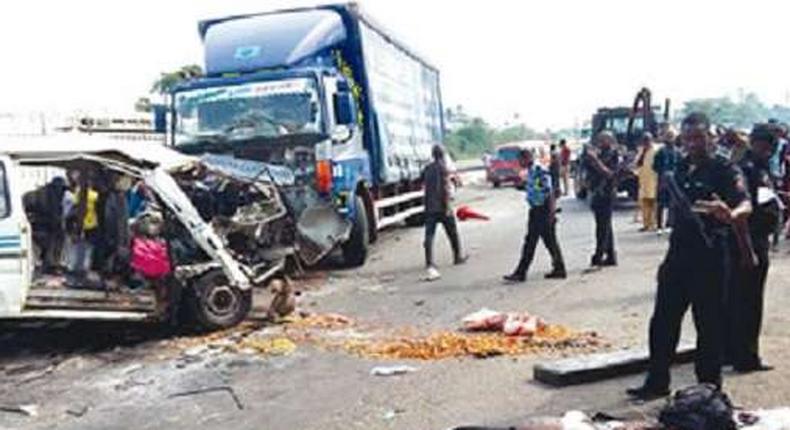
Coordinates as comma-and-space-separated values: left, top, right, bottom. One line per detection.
334, 92, 357, 128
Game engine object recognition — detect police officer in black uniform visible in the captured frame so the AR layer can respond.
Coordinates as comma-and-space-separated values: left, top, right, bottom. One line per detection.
585, 130, 620, 266
627, 112, 753, 400
726, 123, 780, 373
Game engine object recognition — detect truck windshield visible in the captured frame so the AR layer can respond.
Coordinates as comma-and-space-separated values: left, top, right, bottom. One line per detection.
607, 117, 644, 134
174, 77, 322, 146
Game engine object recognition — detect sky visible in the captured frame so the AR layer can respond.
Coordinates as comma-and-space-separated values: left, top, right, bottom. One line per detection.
1, 0, 789, 129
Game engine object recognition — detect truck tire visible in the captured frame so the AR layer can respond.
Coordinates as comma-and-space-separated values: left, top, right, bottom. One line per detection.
341, 196, 369, 267
493, 180, 501, 188
405, 212, 425, 227
185, 270, 252, 332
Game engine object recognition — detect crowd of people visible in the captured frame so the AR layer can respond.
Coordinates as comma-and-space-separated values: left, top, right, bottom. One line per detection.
23, 167, 163, 289
421, 111, 788, 401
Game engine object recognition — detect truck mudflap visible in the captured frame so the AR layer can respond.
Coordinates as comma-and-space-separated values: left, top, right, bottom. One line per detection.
296, 203, 351, 266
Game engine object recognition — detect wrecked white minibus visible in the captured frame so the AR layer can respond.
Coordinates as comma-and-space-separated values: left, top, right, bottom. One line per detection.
0, 136, 316, 330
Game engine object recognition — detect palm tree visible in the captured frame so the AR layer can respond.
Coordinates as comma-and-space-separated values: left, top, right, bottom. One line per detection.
151, 64, 203, 95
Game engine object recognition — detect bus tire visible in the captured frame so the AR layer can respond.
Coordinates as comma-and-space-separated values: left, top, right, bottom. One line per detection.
341, 196, 369, 267
185, 270, 252, 332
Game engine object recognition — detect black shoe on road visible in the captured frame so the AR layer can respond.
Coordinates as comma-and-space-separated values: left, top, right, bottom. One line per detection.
544, 269, 567, 279
454, 255, 469, 265
734, 363, 774, 373
503, 273, 526, 283
590, 255, 603, 267
601, 259, 618, 267
626, 385, 670, 401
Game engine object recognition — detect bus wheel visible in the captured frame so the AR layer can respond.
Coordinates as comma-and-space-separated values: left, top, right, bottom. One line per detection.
186, 270, 251, 331
341, 196, 369, 267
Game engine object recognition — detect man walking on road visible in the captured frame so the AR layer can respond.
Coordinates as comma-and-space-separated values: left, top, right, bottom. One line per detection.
627, 112, 753, 401
422, 145, 467, 281
584, 131, 619, 266
504, 149, 566, 283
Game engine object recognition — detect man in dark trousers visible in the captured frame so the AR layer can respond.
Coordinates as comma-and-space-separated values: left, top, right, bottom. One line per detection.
627, 112, 753, 400
503, 149, 566, 282
653, 132, 681, 232
726, 123, 780, 373
23, 177, 69, 274
422, 145, 467, 281
584, 130, 620, 266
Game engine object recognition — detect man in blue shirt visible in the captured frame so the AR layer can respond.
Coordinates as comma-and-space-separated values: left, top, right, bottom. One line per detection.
504, 149, 566, 282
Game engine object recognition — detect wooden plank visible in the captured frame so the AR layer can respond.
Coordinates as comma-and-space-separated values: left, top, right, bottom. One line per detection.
533, 343, 696, 387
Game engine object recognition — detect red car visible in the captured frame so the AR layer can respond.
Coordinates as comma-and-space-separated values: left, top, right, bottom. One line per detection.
487, 144, 526, 188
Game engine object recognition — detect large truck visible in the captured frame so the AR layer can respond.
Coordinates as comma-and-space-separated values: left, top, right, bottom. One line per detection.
575, 88, 670, 200
168, 3, 444, 267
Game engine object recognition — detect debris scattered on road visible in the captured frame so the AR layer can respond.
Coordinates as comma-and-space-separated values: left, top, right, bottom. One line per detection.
383, 408, 406, 421
286, 313, 354, 329
66, 404, 90, 418
0, 404, 39, 417
168, 385, 244, 410
739, 407, 790, 429
344, 328, 600, 361
370, 365, 418, 376
462, 308, 546, 337
237, 337, 296, 356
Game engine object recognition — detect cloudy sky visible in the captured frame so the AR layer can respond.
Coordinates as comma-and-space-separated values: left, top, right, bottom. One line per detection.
1, 0, 788, 129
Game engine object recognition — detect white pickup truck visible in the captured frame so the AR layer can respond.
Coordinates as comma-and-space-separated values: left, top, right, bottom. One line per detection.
0, 136, 299, 330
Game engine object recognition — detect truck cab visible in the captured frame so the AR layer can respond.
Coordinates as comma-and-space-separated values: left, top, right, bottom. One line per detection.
169, 4, 445, 267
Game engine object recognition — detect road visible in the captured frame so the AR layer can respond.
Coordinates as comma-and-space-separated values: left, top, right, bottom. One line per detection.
2, 174, 790, 429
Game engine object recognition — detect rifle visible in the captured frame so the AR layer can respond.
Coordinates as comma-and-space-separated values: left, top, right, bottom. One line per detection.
663, 171, 714, 248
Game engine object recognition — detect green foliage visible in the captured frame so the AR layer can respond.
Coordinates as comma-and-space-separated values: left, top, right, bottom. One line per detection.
679, 92, 790, 129
151, 64, 204, 95
444, 110, 541, 159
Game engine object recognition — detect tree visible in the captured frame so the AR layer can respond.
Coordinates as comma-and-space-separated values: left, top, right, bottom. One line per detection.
134, 97, 152, 113
150, 64, 203, 95
679, 92, 790, 129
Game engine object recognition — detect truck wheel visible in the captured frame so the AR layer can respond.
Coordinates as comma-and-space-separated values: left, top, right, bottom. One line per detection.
341, 196, 369, 267
493, 180, 501, 188
405, 212, 425, 227
185, 270, 252, 332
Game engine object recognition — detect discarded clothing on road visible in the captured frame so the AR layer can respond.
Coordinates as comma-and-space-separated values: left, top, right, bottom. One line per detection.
462, 308, 546, 337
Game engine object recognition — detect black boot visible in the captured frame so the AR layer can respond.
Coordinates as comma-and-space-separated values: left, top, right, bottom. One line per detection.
601, 252, 617, 266
544, 267, 567, 279
503, 272, 526, 283
625, 384, 670, 401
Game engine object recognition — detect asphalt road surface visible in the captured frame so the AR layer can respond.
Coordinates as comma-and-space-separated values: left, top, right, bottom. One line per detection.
2, 173, 790, 430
